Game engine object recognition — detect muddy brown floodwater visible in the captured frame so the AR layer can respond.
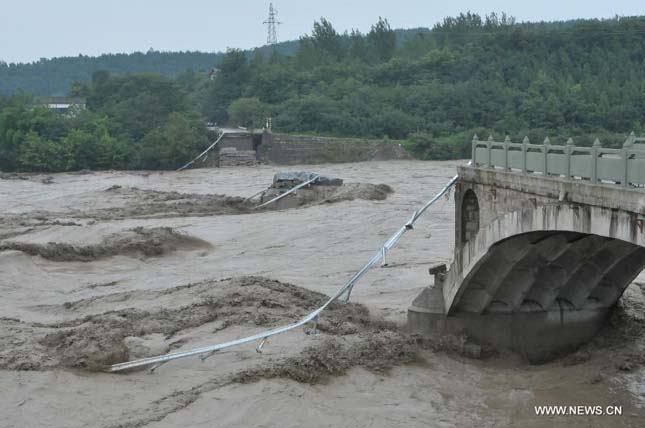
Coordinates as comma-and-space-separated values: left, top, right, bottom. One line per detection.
0, 160, 643, 428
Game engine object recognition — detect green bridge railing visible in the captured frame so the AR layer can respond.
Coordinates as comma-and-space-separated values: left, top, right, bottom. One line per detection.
471, 132, 645, 187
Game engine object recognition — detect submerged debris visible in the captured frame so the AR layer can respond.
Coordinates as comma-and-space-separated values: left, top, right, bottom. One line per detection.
256, 171, 393, 208
271, 171, 344, 189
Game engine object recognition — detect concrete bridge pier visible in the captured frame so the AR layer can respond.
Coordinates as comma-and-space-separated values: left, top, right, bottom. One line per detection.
409, 272, 615, 363
408, 135, 645, 362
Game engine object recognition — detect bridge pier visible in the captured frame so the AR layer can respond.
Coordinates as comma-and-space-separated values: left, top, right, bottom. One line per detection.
409, 283, 612, 363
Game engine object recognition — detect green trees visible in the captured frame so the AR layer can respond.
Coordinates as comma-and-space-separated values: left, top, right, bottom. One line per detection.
138, 112, 208, 169
0, 50, 230, 96
219, 15, 642, 148
299, 18, 344, 64
83, 72, 207, 169
404, 130, 482, 160
17, 131, 70, 172
349, 29, 370, 62
0, 98, 69, 171
368, 18, 396, 63
63, 129, 96, 169
202, 49, 249, 123
85, 72, 189, 141
1, 14, 644, 170
227, 98, 268, 128
0, 72, 208, 171
293, 17, 395, 67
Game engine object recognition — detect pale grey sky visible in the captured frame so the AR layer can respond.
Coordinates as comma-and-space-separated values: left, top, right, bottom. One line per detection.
1, 0, 642, 63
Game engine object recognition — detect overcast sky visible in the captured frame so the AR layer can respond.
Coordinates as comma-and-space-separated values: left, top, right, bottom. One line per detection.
1, 0, 642, 63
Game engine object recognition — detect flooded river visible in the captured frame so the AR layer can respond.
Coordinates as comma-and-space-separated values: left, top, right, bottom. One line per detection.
1, 160, 643, 427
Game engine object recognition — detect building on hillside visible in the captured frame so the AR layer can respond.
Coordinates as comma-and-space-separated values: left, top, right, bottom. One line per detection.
39, 97, 86, 113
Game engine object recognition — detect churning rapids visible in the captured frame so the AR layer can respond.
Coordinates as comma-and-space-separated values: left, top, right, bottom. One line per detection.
1, 160, 643, 427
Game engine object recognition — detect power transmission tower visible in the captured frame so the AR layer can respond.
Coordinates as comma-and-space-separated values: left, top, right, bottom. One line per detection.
263, 3, 281, 45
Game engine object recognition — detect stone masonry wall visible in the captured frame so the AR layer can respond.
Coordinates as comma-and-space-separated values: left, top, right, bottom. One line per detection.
461, 190, 480, 244
258, 133, 411, 165
454, 180, 557, 249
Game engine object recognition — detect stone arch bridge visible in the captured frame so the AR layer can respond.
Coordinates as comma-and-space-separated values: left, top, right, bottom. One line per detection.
408, 133, 645, 361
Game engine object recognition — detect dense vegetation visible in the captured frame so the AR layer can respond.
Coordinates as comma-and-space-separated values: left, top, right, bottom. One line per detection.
1, 13, 643, 171
0, 73, 209, 171
0, 41, 300, 96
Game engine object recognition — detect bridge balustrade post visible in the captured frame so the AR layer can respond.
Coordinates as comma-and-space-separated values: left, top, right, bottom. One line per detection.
591, 139, 601, 183
503, 135, 511, 170
486, 135, 493, 168
622, 132, 635, 187
543, 137, 550, 176
522, 136, 529, 174
565, 138, 574, 180
472, 134, 478, 166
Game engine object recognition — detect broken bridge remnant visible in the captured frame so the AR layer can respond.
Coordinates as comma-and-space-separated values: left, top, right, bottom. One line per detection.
409, 133, 645, 362
255, 171, 342, 209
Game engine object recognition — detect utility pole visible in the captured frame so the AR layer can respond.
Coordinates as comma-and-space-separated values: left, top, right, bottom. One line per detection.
263, 3, 281, 45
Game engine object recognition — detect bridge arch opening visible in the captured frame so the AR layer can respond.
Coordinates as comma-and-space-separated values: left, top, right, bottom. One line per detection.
432, 228, 645, 362
460, 189, 480, 244
453, 230, 645, 316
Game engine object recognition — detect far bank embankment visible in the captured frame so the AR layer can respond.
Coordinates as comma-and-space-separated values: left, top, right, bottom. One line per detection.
259, 133, 411, 165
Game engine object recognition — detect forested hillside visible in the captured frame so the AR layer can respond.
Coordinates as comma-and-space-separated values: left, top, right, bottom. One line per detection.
0, 51, 223, 96
0, 41, 299, 96
206, 14, 644, 158
0, 13, 643, 171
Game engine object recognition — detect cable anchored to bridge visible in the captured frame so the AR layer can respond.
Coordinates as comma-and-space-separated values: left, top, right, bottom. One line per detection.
177, 131, 227, 171
107, 167, 463, 373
